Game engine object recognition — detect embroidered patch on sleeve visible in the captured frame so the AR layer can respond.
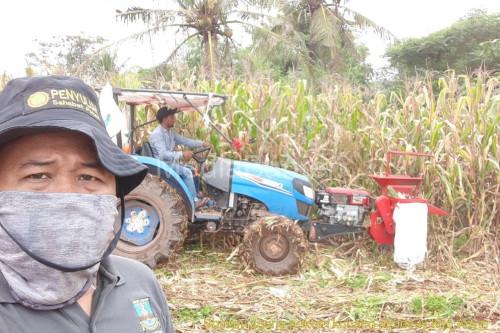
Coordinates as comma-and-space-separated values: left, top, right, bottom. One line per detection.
132, 297, 162, 332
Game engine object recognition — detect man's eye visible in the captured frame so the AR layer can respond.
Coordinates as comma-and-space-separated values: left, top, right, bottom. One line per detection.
27, 173, 49, 180
79, 174, 99, 182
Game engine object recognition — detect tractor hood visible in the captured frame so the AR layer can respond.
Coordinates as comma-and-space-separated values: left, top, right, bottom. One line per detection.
232, 160, 312, 197
204, 158, 314, 221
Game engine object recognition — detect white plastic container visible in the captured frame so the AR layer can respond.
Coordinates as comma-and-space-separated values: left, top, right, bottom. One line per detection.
393, 202, 429, 270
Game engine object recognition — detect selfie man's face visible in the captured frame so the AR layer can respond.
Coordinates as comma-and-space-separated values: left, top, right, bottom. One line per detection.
161, 114, 176, 128
0, 131, 116, 194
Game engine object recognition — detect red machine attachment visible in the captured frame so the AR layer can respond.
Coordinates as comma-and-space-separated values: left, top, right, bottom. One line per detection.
368, 151, 449, 245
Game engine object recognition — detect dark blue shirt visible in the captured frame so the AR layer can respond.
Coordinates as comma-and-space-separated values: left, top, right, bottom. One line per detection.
0, 255, 174, 333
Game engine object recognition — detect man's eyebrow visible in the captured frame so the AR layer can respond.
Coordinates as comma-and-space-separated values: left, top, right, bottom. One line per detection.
19, 160, 104, 169
20, 159, 56, 168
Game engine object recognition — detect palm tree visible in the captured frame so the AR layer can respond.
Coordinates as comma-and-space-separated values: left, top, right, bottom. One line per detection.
117, 0, 272, 77
254, 0, 395, 76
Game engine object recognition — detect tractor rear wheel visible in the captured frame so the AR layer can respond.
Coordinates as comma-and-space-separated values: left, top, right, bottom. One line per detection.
241, 215, 307, 275
113, 174, 188, 268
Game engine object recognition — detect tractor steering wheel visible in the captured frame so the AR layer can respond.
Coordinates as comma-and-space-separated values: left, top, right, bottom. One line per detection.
192, 146, 211, 164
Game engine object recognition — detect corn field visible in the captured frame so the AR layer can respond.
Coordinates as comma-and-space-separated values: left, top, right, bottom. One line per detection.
2, 72, 499, 258
151, 71, 498, 259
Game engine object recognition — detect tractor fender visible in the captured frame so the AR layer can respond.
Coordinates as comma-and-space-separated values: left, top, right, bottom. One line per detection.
132, 155, 195, 221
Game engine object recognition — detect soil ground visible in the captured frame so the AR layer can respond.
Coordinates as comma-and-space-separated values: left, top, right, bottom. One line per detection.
155, 235, 499, 333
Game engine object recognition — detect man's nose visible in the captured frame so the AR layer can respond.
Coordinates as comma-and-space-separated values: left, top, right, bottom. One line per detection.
52, 176, 81, 193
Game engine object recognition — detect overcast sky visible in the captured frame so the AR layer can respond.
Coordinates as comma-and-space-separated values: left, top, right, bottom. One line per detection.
1, 0, 499, 77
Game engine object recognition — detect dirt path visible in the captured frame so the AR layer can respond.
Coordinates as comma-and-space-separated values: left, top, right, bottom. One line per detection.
156, 240, 499, 332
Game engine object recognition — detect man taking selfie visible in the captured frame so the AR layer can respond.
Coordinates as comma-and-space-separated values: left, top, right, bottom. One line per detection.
0, 75, 174, 332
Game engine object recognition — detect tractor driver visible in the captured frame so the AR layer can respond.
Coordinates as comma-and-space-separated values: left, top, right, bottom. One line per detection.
149, 107, 210, 206
0, 76, 173, 332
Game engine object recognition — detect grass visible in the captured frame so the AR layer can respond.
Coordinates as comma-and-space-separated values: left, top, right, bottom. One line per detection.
410, 294, 465, 317
350, 296, 384, 321
345, 274, 369, 289
157, 240, 499, 332
177, 305, 214, 322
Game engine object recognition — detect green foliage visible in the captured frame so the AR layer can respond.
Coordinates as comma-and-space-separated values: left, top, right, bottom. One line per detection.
176, 305, 214, 323
116, 1, 387, 84
340, 45, 373, 85
453, 234, 469, 253
148, 70, 498, 242
386, 11, 500, 75
373, 272, 392, 283
410, 295, 465, 317
351, 296, 384, 320
5, 67, 494, 246
410, 297, 423, 313
251, 0, 392, 84
116, 1, 273, 77
345, 274, 369, 289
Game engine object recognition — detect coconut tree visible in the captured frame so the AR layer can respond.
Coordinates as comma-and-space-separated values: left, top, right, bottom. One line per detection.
117, 0, 273, 77
253, 0, 395, 76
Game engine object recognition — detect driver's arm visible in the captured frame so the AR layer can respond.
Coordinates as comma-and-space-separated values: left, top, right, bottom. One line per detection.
173, 132, 204, 148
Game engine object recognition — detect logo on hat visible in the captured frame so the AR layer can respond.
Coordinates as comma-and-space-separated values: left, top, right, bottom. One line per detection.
27, 92, 50, 108
24, 88, 101, 122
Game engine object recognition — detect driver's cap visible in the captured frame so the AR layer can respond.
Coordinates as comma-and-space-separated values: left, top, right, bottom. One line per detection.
156, 106, 179, 122
0, 75, 147, 195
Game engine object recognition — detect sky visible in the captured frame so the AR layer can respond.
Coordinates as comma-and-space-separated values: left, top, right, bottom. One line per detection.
1, 0, 499, 77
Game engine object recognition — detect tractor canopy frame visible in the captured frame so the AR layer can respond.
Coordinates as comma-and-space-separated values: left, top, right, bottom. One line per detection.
111, 88, 226, 152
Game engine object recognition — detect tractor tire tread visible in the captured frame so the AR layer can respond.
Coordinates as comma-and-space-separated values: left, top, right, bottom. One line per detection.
113, 174, 188, 268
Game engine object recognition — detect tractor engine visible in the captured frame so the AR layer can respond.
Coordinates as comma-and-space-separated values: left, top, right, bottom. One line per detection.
315, 187, 372, 227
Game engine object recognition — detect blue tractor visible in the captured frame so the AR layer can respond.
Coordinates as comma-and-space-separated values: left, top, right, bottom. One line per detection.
109, 88, 371, 275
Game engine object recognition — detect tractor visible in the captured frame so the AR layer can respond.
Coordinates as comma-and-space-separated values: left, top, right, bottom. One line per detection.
107, 88, 448, 275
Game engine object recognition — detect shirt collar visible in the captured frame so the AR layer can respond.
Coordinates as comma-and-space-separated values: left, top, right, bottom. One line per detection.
0, 256, 125, 304
160, 125, 173, 134
98, 255, 126, 287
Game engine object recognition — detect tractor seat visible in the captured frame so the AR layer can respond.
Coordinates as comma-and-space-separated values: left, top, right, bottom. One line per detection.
139, 141, 154, 157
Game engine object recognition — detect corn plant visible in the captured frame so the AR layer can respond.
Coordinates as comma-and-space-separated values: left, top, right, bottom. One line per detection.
4, 70, 496, 257
169, 71, 498, 256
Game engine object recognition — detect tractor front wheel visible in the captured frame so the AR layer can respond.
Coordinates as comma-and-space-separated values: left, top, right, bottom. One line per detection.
241, 215, 307, 275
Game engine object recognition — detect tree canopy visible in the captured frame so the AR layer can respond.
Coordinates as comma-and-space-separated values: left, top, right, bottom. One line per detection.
239, 0, 394, 84
116, 0, 391, 83
386, 10, 500, 75
116, 1, 273, 78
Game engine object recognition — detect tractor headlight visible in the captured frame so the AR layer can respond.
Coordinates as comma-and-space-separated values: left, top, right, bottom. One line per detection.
302, 185, 315, 200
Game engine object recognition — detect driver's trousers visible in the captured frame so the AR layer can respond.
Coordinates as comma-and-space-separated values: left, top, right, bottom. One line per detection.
169, 162, 198, 200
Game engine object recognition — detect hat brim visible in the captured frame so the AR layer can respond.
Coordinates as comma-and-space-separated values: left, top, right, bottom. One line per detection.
0, 108, 147, 195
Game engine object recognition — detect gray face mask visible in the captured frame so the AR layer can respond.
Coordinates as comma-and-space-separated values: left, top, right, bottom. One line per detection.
0, 191, 119, 310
